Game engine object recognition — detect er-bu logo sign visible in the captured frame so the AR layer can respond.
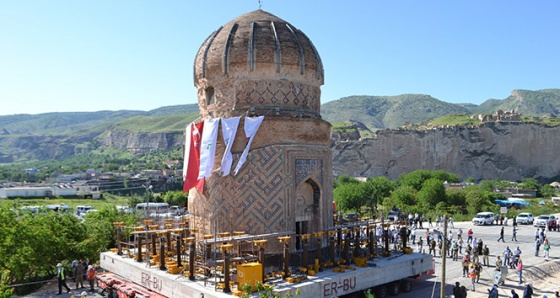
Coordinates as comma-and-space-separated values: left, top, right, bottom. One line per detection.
141, 272, 163, 291
323, 276, 356, 296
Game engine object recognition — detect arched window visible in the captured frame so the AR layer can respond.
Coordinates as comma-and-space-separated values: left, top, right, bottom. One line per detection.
205, 87, 216, 105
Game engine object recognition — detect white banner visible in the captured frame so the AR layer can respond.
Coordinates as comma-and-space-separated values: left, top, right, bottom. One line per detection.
234, 116, 264, 175
198, 118, 219, 180
182, 123, 192, 182
219, 117, 241, 176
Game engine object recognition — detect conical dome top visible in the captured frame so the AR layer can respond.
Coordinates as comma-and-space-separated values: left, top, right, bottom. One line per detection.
194, 10, 324, 119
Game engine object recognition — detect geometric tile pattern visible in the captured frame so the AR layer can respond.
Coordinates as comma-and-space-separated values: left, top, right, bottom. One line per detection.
188, 144, 333, 251
295, 159, 323, 186
235, 80, 320, 111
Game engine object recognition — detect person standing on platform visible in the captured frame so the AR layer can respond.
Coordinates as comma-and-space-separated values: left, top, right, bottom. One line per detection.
56, 263, 71, 295
86, 265, 96, 293
74, 259, 84, 289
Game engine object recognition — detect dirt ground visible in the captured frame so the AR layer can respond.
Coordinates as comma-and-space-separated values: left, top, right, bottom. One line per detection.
488, 260, 560, 298
12, 279, 105, 298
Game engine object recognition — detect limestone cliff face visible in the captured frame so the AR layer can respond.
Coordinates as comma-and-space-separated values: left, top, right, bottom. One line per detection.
332, 123, 560, 182
100, 130, 183, 154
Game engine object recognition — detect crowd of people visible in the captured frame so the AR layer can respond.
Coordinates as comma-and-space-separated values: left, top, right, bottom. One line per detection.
55, 257, 97, 295
384, 210, 558, 298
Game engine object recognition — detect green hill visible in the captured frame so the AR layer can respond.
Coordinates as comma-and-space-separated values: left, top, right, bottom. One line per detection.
473, 89, 560, 115
321, 94, 470, 130
1, 88, 560, 164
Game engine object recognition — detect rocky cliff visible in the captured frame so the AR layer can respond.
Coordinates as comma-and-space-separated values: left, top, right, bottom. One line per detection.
100, 130, 184, 154
2, 123, 560, 183
332, 122, 560, 183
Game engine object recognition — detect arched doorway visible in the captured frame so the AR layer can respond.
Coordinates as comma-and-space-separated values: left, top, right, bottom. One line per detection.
295, 178, 321, 249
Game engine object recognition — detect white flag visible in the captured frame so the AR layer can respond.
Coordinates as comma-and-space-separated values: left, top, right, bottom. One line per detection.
220, 117, 241, 176
234, 116, 264, 175
198, 118, 220, 180
182, 123, 192, 183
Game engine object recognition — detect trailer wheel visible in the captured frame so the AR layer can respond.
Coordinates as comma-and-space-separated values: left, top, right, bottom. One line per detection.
388, 282, 400, 296
375, 285, 388, 298
400, 279, 412, 293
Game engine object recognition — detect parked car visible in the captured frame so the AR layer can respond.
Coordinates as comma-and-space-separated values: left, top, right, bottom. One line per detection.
344, 212, 359, 222
534, 215, 556, 228
515, 213, 534, 225
387, 207, 401, 221
472, 212, 494, 225
76, 205, 94, 215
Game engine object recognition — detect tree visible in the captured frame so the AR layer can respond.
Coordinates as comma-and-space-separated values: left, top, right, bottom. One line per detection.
387, 185, 417, 211
520, 178, 538, 190
397, 170, 432, 190
430, 170, 461, 184
162, 190, 188, 207
336, 175, 359, 186
363, 176, 394, 217
465, 177, 476, 183
333, 182, 369, 213
397, 170, 459, 191
417, 178, 447, 209
539, 184, 556, 198
0, 205, 139, 296
464, 185, 492, 214
479, 180, 495, 192
0, 269, 13, 298
446, 188, 467, 214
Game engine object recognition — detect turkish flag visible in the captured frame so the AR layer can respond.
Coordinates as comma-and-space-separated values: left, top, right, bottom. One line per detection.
183, 121, 204, 192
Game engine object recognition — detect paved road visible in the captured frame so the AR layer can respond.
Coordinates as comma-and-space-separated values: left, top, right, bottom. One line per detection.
396, 215, 560, 298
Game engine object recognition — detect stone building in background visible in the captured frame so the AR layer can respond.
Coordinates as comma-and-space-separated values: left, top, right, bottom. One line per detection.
188, 10, 333, 249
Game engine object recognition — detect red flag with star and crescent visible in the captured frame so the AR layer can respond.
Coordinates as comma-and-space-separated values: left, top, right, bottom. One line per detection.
183, 121, 204, 193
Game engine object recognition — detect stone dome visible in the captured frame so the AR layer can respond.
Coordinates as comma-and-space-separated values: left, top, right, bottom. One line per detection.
194, 10, 324, 119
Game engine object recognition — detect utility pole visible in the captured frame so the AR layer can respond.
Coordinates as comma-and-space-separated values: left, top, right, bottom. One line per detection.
143, 182, 152, 218
440, 215, 447, 298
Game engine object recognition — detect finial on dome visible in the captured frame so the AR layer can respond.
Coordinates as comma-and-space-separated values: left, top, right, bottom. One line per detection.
258, 0, 262, 10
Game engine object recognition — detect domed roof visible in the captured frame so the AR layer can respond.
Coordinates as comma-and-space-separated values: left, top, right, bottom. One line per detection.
193, 9, 324, 85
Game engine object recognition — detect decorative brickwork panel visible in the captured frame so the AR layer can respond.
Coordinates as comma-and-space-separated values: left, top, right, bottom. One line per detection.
191, 146, 290, 236
188, 144, 333, 252
295, 159, 323, 186
236, 80, 320, 111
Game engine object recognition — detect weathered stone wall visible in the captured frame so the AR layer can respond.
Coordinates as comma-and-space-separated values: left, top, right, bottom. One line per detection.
332, 122, 560, 182
100, 130, 183, 154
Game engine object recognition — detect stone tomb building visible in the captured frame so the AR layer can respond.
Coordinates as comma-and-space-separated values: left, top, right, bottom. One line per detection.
188, 10, 333, 250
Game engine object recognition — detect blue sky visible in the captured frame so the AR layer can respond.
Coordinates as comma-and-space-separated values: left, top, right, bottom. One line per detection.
1, 0, 559, 116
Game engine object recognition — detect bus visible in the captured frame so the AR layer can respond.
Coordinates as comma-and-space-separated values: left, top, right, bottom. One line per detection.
135, 203, 170, 216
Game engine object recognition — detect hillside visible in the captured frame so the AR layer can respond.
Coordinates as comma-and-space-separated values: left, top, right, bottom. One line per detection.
0, 107, 199, 163
0, 104, 199, 136
1, 88, 559, 164
321, 94, 470, 130
472, 89, 560, 115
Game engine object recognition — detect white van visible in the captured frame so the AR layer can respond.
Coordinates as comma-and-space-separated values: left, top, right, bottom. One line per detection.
472, 212, 494, 225
76, 205, 94, 215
